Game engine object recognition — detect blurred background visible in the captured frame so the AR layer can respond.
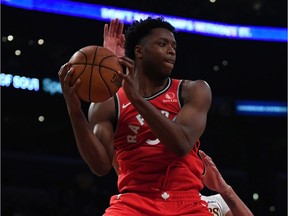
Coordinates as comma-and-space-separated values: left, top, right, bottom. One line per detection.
1, 0, 287, 215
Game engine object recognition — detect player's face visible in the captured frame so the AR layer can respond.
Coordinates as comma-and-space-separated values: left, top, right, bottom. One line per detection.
140, 28, 177, 78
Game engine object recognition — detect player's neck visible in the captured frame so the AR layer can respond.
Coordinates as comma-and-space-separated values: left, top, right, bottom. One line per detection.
136, 76, 169, 97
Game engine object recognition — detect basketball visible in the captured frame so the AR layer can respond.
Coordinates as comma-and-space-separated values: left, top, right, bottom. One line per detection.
68, 45, 122, 102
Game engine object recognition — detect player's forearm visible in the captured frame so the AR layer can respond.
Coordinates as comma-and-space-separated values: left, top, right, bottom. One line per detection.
69, 110, 112, 176
132, 97, 196, 156
220, 186, 254, 216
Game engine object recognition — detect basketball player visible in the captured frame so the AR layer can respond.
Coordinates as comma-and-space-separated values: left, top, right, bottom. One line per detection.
103, 19, 254, 216
58, 17, 212, 215
199, 150, 254, 216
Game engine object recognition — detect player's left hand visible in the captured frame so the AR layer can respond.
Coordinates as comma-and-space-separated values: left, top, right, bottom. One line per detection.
199, 150, 230, 193
117, 56, 140, 101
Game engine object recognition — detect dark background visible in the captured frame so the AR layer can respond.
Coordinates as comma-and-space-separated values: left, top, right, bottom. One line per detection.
2, 1, 287, 215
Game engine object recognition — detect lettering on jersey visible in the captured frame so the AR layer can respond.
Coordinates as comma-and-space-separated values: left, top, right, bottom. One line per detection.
122, 102, 131, 109
126, 110, 173, 145
145, 110, 170, 145
146, 138, 160, 145
128, 124, 140, 134
161, 110, 169, 117
163, 92, 178, 103
136, 114, 145, 125
127, 135, 137, 143
208, 207, 220, 216
127, 124, 140, 143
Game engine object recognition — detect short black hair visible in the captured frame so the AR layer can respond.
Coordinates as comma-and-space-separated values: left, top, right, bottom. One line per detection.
124, 17, 175, 59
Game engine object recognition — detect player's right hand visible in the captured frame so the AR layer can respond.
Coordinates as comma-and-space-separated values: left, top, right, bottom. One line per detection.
58, 62, 82, 112
103, 18, 125, 58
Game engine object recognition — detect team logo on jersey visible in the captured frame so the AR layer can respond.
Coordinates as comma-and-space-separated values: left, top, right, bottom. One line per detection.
163, 92, 177, 103
122, 102, 131, 108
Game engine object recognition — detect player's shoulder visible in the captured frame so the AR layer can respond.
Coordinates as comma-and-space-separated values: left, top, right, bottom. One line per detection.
181, 79, 210, 90
180, 79, 211, 102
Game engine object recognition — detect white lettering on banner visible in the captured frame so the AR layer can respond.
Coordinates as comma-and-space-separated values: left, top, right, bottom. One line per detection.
1, 73, 65, 95
13, 75, 39, 91
238, 27, 252, 37
42, 78, 62, 95
0, 73, 13, 87
1, 73, 39, 91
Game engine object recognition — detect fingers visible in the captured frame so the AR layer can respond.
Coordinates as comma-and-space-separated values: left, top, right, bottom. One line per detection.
118, 57, 134, 74
117, 57, 134, 81
198, 150, 207, 162
117, 20, 124, 37
65, 67, 76, 86
120, 34, 126, 46
199, 150, 215, 167
58, 62, 71, 78
108, 19, 115, 36
203, 155, 217, 171
107, 18, 123, 38
66, 67, 74, 77
199, 151, 207, 167
199, 150, 206, 156
103, 23, 108, 38
58, 62, 76, 86
199, 150, 212, 161
119, 56, 134, 65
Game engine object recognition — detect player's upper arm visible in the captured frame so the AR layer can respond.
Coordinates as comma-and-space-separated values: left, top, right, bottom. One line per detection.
181, 80, 212, 114
88, 97, 116, 161
177, 80, 212, 127
174, 80, 212, 150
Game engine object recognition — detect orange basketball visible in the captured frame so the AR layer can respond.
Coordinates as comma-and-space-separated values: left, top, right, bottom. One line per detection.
68, 45, 122, 102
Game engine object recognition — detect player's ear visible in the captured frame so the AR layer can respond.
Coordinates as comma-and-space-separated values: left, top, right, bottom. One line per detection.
135, 45, 142, 58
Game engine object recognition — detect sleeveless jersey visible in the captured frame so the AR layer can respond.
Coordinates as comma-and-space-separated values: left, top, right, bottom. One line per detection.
114, 78, 204, 194
201, 194, 230, 216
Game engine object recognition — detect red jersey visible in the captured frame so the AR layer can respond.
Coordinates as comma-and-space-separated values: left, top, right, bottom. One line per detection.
114, 78, 204, 194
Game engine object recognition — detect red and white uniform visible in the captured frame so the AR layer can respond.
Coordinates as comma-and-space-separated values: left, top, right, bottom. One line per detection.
104, 78, 212, 216
201, 194, 230, 216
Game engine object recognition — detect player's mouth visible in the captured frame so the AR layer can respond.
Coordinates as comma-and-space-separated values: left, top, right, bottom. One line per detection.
165, 59, 175, 65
